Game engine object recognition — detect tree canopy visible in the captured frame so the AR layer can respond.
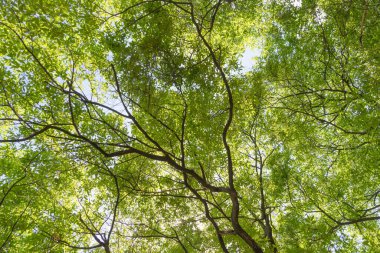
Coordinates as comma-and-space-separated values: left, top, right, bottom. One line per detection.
0, 0, 379, 252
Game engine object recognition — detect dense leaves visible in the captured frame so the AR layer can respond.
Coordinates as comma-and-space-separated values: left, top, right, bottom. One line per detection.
1, 0, 379, 252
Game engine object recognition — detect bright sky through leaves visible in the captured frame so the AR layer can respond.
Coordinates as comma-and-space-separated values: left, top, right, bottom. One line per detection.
240, 47, 262, 73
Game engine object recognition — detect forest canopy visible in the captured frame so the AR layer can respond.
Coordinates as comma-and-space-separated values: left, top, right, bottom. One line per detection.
0, 0, 379, 252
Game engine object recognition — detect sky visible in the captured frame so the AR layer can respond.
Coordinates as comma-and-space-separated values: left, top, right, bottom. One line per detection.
240, 47, 262, 73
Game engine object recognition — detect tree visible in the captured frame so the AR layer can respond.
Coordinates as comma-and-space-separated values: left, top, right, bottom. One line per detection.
0, 0, 379, 252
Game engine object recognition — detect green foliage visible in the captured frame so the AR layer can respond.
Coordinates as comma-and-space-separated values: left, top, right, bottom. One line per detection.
0, 0, 379, 252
